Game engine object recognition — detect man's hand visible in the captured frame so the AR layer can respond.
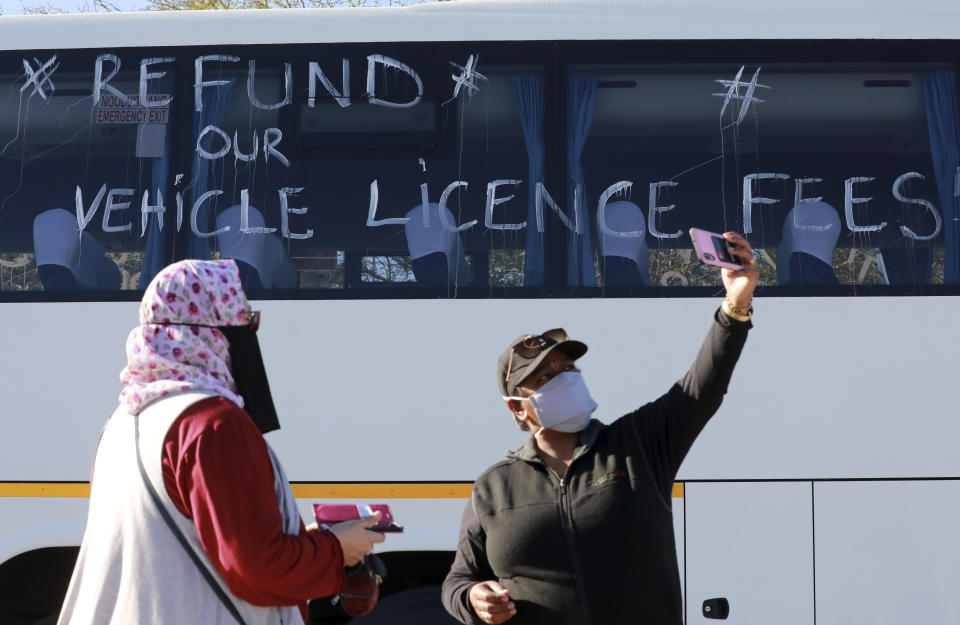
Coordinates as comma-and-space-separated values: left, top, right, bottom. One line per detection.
720, 231, 760, 308
468, 581, 516, 624
329, 511, 387, 566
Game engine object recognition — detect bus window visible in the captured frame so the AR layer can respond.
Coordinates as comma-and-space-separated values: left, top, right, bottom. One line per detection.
160, 45, 545, 296
1, 44, 553, 298
0, 51, 178, 293
7, 41, 955, 298
574, 60, 945, 292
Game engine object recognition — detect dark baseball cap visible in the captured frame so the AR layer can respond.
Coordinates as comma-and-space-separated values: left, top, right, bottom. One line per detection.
497, 328, 588, 397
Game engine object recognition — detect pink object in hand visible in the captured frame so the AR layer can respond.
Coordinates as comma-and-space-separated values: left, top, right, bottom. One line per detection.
312, 504, 403, 532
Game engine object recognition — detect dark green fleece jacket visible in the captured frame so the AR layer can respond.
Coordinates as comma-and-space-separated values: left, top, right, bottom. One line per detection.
442, 309, 751, 625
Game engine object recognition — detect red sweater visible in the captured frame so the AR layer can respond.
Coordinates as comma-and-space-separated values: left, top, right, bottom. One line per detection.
160, 396, 344, 621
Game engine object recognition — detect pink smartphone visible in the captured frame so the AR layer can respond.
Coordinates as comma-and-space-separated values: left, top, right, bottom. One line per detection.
689, 228, 743, 270
313, 503, 404, 532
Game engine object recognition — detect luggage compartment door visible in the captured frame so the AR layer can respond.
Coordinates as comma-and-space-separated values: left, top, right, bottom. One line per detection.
684, 481, 814, 625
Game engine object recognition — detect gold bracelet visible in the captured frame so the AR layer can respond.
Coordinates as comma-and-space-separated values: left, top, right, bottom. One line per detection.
723, 298, 753, 318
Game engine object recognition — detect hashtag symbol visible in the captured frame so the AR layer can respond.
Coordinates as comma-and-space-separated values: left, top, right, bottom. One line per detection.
21, 55, 60, 101
713, 66, 770, 126
449, 54, 487, 100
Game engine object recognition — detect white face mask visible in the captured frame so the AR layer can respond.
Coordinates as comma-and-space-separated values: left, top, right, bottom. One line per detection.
505, 371, 598, 434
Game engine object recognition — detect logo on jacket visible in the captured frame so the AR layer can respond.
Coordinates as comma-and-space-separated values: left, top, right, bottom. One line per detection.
586, 470, 627, 487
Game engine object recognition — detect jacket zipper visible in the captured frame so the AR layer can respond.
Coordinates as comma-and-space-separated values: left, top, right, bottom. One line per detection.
553, 469, 592, 625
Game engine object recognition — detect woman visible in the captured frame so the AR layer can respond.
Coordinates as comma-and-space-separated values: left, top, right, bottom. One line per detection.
58, 259, 383, 625
442, 233, 759, 625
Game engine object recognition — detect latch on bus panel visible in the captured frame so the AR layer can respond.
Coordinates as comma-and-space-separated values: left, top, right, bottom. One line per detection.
702, 597, 729, 619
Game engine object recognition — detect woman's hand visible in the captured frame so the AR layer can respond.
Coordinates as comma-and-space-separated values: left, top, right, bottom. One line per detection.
720, 232, 760, 308
468, 580, 516, 624
329, 511, 387, 566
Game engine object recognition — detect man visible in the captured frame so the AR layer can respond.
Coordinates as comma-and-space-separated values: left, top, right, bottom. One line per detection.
58, 259, 384, 625
442, 233, 758, 625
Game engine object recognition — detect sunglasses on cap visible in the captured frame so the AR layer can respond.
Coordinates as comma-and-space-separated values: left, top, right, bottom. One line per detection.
504, 328, 569, 385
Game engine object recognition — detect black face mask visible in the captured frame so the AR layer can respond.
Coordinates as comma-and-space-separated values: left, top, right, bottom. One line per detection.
218, 325, 281, 434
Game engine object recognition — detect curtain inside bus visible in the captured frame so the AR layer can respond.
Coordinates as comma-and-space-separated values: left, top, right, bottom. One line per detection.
924, 69, 960, 284
513, 73, 545, 287
566, 72, 598, 287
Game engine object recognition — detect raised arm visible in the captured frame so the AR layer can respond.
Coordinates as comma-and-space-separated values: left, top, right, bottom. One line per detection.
617, 232, 758, 499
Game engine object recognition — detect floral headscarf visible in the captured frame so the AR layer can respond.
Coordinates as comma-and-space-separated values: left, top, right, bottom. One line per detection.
119, 259, 251, 415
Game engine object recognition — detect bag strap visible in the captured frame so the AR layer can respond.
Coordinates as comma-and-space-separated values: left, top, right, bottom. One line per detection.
134, 413, 249, 625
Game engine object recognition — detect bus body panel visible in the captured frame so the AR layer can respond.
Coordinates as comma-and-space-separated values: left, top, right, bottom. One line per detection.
814, 480, 960, 624
684, 481, 815, 625
0, 497, 88, 572
5, 297, 959, 484
2, 1, 960, 50
2, 297, 959, 621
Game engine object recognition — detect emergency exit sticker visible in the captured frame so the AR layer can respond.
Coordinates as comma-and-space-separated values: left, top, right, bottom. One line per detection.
95, 93, 170, 124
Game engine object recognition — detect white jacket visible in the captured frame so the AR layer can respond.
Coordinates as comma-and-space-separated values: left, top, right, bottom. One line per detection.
58, 392, 303, 625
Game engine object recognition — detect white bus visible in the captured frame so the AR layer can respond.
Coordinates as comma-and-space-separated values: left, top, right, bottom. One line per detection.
2, 0, 960, 623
